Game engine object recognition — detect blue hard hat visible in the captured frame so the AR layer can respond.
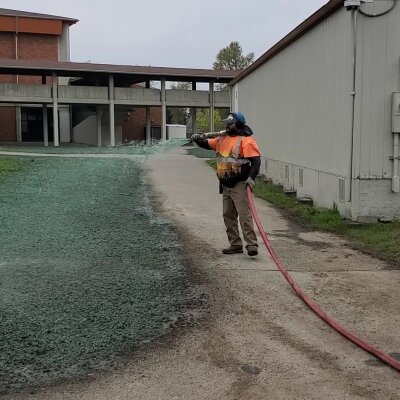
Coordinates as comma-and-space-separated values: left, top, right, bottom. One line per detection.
222, 112, 246, 126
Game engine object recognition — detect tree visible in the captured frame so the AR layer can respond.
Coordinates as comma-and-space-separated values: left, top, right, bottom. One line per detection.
213, 41, 254, 71
213, 41, 254, 91
196, 108, 230, 133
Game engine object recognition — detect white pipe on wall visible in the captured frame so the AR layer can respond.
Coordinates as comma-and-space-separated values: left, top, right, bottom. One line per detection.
348, 7, 359, 203
393, 133, 400, 192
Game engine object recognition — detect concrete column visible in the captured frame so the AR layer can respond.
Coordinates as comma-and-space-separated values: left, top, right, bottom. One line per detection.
59, 106, 71, 143
145, 80, 152, 143
97, 108, 104, 147
209, 80, 214, 133
191, 108, 197, 138
16, 105, 22, 142
161, 77, 167, 142
52, 73, 59, 147
109, 74, 115, 146
42, 104, 49, 146
146, 107, 151, 144
69, 105, 74, 143
191, 82, 197, 137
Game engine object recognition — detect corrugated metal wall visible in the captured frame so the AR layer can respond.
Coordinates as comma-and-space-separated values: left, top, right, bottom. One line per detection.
353, 1, 400, 219
235, 3, 400, 220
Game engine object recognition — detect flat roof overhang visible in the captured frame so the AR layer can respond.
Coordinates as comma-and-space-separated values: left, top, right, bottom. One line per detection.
0, 8, 78, 24
0, 59, 239, 86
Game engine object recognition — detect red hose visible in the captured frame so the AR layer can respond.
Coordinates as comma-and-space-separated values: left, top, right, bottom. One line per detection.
247, 187, 400, 372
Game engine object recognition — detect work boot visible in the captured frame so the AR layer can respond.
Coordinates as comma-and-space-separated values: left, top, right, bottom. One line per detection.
222, 246, 243, 255
247, 247, 258, 257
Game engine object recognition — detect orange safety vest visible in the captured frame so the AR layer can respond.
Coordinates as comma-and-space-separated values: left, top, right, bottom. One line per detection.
208, 135, 260, 186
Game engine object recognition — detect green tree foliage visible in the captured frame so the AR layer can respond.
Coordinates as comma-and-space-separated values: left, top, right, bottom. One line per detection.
196, 108, 230, 133
213, 41, 254, 71
167, 82, 191, 125
213, 41, 254, 91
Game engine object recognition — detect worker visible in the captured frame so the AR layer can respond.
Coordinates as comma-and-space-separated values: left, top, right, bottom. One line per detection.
191, 112, 261, 257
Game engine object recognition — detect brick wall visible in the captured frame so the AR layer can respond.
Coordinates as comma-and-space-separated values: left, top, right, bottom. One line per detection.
0, 32, 17, 83
18, 33, 58, 84
0, 32, 58, 84
18, 33, 59, 60
0, 32, 15, 58
0, 107, 17, 141
122, 107, 162, 141
0, 31, 58, 140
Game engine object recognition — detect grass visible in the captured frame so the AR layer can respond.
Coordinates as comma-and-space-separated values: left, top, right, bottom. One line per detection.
206, 159, 217, 169
345, 222, 400, 263
253, 179, 400, 266
253, 180, 344, 230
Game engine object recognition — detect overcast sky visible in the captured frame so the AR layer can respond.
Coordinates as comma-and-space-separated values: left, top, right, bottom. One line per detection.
2, 0, 328, 69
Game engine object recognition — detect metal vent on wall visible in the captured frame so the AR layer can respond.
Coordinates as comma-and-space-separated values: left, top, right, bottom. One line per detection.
339, 179, 345, 201
285, 165, 289, 181
299, 169, 303, 187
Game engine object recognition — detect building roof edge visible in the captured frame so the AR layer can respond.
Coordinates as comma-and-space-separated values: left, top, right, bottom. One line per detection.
0, 8, 78, 24
229, 0, 342, 86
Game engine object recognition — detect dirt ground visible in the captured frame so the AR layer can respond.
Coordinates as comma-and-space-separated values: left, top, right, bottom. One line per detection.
4, 147, 400, 400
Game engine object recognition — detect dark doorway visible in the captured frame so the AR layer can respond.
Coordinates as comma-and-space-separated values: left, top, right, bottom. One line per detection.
147, 126, 161, 140
21, 107, 54, 142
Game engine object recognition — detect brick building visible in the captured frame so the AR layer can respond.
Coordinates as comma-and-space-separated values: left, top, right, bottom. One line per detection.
122, 106, 161, 142
0, 8, 163, 143
0, 8, 234, 146
0, 8, 77, 142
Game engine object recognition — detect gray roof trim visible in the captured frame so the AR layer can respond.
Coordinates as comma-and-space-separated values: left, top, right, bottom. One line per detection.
230, 0, 342, 86
0, 8, 78, 24
0, 59, 238, 83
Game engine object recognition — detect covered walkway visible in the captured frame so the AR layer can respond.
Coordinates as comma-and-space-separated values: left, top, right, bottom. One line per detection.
0, 58, 238, 146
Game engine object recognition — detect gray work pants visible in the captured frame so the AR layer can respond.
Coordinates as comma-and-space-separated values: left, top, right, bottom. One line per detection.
222, 181, 258, 250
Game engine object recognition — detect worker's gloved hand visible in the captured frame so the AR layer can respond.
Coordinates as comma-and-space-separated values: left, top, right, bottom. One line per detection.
191, 133, 203, 141
245, 177, 256, 191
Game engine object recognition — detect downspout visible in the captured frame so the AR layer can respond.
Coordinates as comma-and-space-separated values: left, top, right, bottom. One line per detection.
344, 1, 363, 206
392, 91, 400, 192
348, 6, 359, 203
393, 132, 400, 192
393, 65, 400, 193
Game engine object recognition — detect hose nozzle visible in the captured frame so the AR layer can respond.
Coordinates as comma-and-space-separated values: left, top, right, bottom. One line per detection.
202, 130, 227, 139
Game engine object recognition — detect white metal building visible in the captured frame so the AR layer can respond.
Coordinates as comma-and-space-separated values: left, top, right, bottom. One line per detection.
231, 0, 400, 222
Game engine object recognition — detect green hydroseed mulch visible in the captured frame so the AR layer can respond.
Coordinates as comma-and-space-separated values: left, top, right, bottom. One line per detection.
0, 149, 199, 393
0, 158, 20, 178
0, 139, 190, 156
